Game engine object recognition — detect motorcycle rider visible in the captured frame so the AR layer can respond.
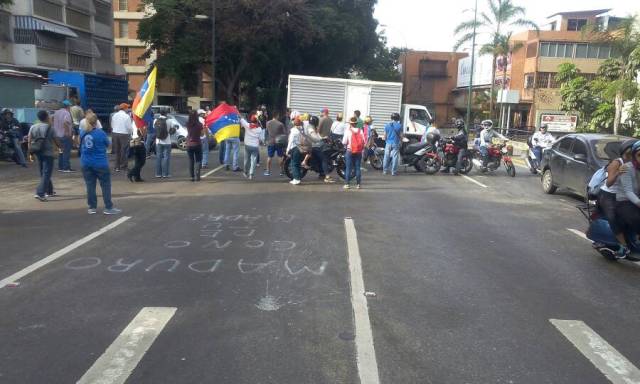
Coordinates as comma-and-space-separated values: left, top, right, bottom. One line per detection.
478, 119, 506, 170
530, 124, 554, 168
0, 108, 27, 167
442, 119, 468, 175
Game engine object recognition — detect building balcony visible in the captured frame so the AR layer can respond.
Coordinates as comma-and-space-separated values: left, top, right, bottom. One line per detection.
522, 88, 535, 102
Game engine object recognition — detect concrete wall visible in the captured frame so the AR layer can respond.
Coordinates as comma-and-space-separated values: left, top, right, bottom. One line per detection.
538, 57, 604, 73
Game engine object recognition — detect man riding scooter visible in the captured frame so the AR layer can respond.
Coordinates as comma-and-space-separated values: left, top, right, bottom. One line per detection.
529, 124, 554, 170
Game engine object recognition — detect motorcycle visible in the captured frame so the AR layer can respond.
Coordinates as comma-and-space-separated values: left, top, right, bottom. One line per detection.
368, 137, 435, 174
283, 138, 349, 180
471, 141, 516, 177
431, 137, 473, 174
0, 129, 16, 162
578, 202, 640, 262
524, 136, 547, 175
367, 136, 385, 171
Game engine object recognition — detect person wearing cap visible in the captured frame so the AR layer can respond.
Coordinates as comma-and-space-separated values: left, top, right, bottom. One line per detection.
197, 109, 210, 168
317, 108, 333, 139
342, 116, 366, 189
52, 100, 74, 172
110, 103, 134, 172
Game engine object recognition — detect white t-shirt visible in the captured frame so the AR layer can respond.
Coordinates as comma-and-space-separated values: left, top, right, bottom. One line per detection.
331, 121, 347, 135
79, 117, 102, 131
242, 118, 262, 147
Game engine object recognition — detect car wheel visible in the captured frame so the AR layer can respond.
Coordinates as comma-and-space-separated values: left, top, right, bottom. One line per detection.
177, 136, 187, 151
542, 169, 557, 194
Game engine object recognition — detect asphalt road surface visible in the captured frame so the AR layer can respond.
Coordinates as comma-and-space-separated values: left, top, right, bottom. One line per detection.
1, 148, 639, 384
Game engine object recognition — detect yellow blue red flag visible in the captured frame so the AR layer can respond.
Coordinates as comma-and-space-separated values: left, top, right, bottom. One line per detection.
132, 66, 157, 128
205, 102, 240, 142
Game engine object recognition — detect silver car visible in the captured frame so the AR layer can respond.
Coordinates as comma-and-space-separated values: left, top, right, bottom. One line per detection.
162, 114, 216, 151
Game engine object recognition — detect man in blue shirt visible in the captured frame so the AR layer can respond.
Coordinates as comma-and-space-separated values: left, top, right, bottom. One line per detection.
383, 112, 402, 176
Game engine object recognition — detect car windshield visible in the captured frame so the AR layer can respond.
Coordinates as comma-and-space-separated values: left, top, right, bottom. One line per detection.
172, 115, 188, 126
409, 109, 430, 126
592, 138, 623, 161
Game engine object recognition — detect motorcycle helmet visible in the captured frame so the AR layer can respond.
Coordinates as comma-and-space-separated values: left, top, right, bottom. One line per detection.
481, 119, 493, 129
454, 119, 465, 129
391, 112, 400, 121
1, 108, 13, 116
426, 132, 441, 145
309, 115, 319, 128
619, 139, 637, 157
540, 124, 548, 132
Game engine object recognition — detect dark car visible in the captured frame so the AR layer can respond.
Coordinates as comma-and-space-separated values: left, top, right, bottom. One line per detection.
541, 134, 628, 197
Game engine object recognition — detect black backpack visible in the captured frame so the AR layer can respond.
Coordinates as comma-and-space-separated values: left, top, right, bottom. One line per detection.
156, 118, 168, 140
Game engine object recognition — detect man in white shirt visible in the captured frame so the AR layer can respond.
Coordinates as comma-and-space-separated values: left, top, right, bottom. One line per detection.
531, 124, 554, 167
110, 103, 133, 172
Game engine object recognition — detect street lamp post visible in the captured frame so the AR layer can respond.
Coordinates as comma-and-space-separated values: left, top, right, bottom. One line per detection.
196, 1, 216, 105
464, 0, 478, 133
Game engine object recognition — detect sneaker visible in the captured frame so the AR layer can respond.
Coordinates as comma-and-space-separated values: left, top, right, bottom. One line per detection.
155, 175, 162, 178
264, 170, 271, 176
249, 174, 254, 180
34, 195, 47, 202
324, 177, 336, 184
382, 171, 388, 175
289, 180, 296, 185
225, 165, 230, 171
356, 184, 361, 189
242, 172, 248, 178
103, 208, 122, 215
279, 172, 284, 177
233, 168, 242, 172
292, 179, 301, 185
202, 165, 209, 169
88, 208, 97, 215
616, 246, 630, 259
45, 192, 57, 197
114, 168, 121, 172
343, 184, 350, 190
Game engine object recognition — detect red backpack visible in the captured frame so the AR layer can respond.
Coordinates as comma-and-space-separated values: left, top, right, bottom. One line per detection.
349, 128, 365, 154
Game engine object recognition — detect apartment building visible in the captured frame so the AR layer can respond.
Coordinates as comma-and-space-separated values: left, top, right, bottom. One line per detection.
400, 51, 468, 127
0, 0, 118, 76
113, 0, 212, 110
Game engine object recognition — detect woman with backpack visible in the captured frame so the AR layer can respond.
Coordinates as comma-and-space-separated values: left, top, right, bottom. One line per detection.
154, 111, 172, 178
342, 116, 366, 190
186, 111, 203, 182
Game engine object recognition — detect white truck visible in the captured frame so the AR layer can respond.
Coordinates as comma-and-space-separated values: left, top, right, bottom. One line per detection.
287, 75, 432, 138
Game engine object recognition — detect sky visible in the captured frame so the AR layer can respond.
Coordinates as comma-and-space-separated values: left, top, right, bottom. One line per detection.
374, 0, 640, 52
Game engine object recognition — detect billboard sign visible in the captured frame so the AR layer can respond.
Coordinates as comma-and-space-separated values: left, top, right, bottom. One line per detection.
541, 114, 578, 132
457, 54, 494, 88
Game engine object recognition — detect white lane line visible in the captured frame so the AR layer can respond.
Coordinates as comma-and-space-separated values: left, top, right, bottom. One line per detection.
462, 175, 488, 188
0, 216, 131, 289
567, 228, 589, 241
550, 319, 640, 384
201, 164, 225, 179
77, 307, 177, 384
344, 218, 380, 384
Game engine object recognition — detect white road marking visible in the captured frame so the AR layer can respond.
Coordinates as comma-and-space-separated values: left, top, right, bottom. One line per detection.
344, 218, 380, 384
550, 319, 640, 384
462, 175, 488, 188
201, 164, 225, 178
77, 307, 176, 384
567, 228, 589, 241
0, 217, 131, 289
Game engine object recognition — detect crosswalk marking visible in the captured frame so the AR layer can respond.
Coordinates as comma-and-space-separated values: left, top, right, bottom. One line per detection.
77, 307, 177, 384
551, 319, 640, 384
462, 175, 488, 188
201, 164, 226, 178
567, 228, 588, 241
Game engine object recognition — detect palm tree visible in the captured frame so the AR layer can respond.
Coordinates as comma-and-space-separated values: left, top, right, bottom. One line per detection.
585, 15, 640, 134
454, 0, 538, 119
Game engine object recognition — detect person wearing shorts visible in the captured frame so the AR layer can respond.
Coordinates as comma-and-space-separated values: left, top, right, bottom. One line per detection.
265, 112, 286, 176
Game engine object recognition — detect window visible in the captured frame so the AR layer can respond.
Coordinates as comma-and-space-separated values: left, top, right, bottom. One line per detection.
119, 21, 128, 38
419, 59, 448, 78
0, 11, 10, 42
547, 43, 558, 57
536, 72, 551, 88
549, 21, 557, 31
572, 139, 587, 156
526, 42, 538, 58
119, 0, 128, 11
598, 45, 611, 59
575, 44, 588, 58
540, 42, 550, 57
33, 0, 63, 22
587, 44, 599, 58
558, 138, 574, 154
549, 73, 560, 88
524, 73, 535, 89
568, 19, 587, 31
66, 8, 90, 30
120, 47, 129, 64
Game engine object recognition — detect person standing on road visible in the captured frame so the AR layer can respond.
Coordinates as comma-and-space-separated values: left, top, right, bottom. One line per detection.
110, 103, 133, 172
354, 110, 364, 129
265, 112, 286, 176
154, 111, 172, 178
28, 110, 57, 201
80, 113, 121, 215
224, 118, 241, 172
383, 112, 402, 176
198, 109, 210, 169
70, 98, 84, 152
317, 108, 336, 183
330, 113, 347, 142
317, 108, 333, 139
127, 120, 147, 183
145, 111, 157, 158
343, 116, 365, 190
186, 111, 203, 182
242, 114, 263, 180
286, 117, 304, 186
52, 100, 74, 172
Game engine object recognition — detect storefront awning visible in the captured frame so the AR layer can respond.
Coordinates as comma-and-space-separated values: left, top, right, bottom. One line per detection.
14, 16, 78, 38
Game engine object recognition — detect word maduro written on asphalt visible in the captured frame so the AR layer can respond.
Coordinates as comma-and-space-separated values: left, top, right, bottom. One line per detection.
63, 213, 328, 276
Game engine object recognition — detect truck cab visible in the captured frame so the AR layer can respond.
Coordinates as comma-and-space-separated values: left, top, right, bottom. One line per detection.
401, 104, 432, 139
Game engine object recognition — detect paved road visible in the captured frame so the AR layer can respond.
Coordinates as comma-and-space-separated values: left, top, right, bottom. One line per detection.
1, 148, 639, 384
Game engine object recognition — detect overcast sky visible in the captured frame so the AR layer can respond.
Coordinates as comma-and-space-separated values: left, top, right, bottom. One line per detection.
374, 0, 639, 52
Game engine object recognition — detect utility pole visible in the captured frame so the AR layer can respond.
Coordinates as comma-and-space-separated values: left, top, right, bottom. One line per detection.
211, 0, 216, 104
464, 0, 478, 133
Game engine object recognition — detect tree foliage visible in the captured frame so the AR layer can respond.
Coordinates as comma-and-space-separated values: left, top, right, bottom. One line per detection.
0, 0, 12, 8
138, 0, 382, 110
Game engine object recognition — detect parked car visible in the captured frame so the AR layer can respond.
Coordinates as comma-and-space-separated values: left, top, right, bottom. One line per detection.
540, 134, 627, 197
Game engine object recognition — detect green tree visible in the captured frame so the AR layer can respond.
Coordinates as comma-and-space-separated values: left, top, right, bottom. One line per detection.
454, 0, 538, 119
555, 63, 600, 131
355, 36, 402, 82
0, 0, 12, 8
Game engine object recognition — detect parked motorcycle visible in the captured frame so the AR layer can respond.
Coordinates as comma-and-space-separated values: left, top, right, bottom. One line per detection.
0, 129, 16, 162
578, 202, 640, 262
369, 137, 434, 174
471, 142, 516, 177
283, 138, 349, 180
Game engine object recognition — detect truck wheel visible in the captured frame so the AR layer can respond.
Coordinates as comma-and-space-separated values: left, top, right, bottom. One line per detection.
542, 169, 557, 194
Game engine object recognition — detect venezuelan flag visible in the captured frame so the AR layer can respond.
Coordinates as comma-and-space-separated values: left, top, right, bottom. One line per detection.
205, 103, 240, 142
132, 66, 157, 129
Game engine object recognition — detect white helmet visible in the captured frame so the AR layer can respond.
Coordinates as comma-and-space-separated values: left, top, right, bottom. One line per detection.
197, 109, 206, 116
481, 120, 493, 129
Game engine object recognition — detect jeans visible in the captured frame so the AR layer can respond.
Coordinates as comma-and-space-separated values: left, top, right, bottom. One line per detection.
599, 190, 623, 235
291, 147, 302, 180
156, 143, 172, 177
345, 150, 362, 185
224, 137, 240, 169
201, 137, 209, 166
145, 133, 156, 155
11, 137, 26, 165
312, 146, 329, 176
244, 145, 259, 176
479, 146, 489, 168
36, 154, 54, 197
58, 136, 72, 170
187, 145, 203, 179
82, 166, 113, 210
218, 140, 226, 165
128, 145, 146, 180
532, 146, 543, 168
455, 148, 467, 173
383, 143, 399, 175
